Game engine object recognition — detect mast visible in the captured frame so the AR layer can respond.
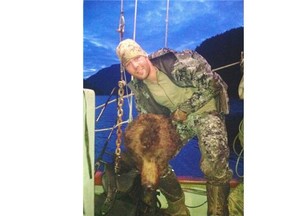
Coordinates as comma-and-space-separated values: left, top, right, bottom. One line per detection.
165, 0, 170, 47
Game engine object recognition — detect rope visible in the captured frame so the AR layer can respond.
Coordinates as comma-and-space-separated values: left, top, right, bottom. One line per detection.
117, 0, 125, 41
94, 121, 116, 172
95, 93, 134, 110
212, 61, 240, 72
232, 118, 244, 178
235, 148, 244, 178
95, 120, 130, 133
182, 187, 207, 209
96, 87, 117, 123
186, 201, 207, 209
125, 0, 138, 123
123, 66, 134, 122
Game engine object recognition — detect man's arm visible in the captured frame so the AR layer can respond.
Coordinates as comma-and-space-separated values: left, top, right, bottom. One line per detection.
171, 50, 227, 114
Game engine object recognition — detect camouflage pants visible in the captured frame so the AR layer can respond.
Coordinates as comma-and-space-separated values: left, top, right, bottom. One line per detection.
174, 111, 233, 184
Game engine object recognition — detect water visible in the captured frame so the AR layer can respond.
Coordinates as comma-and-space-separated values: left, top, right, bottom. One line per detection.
94, 95, 244, 179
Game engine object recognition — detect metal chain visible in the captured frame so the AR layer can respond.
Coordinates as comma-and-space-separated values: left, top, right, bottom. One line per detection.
114, 79, 125, 174
114, 0, 126, 174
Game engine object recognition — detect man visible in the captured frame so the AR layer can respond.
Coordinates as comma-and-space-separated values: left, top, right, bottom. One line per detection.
116, 39, 233, 216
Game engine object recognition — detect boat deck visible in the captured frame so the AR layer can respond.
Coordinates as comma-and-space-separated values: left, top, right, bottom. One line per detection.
94, 179, 242, 215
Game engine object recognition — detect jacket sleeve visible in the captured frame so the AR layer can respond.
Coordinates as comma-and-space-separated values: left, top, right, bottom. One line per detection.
171, 50, 229, 114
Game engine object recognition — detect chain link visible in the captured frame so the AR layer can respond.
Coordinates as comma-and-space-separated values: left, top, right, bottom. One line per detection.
114, 80, 125, 174
115, 0, 126, 174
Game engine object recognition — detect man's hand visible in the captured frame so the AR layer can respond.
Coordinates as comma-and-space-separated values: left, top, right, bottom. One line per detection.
171, 109, 187, 122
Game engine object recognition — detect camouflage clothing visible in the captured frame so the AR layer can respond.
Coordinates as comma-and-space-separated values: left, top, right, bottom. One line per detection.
127, 48, 233, 184
128, 48, 229, 116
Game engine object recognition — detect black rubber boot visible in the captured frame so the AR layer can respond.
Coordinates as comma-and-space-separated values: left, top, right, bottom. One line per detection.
206, 182, 230, 216
158, 167, 190, 216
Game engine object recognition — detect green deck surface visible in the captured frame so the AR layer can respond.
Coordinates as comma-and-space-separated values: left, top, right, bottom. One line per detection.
95, 183, 208, 215
95, 181, 243, 215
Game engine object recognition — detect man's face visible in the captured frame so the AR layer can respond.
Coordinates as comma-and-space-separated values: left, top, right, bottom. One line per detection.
124, 56, 150, 80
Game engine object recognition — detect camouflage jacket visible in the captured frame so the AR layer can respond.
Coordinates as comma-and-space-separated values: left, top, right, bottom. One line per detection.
127, 48, 229, 116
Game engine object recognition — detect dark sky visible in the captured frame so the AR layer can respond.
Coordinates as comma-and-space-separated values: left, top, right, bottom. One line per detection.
83, 0, 244, 79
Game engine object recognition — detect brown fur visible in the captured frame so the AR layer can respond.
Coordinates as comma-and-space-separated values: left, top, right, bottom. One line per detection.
124, 113, 182, 189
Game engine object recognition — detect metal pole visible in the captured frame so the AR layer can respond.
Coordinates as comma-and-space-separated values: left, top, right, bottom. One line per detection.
165, 0, 170, 47
133, 0, 138, 40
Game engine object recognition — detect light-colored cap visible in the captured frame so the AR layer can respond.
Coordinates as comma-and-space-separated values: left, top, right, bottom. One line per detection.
116, 39, 148, 66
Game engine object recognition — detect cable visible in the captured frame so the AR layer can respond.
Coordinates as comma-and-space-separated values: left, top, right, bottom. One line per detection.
232, 118, 244, 178
186, 200, 207, 209
95, 93, 134, 110
182, 187, 208, 209
212, 61, 240, 72
96, 87, 116, 123
235, 148, 244, 178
